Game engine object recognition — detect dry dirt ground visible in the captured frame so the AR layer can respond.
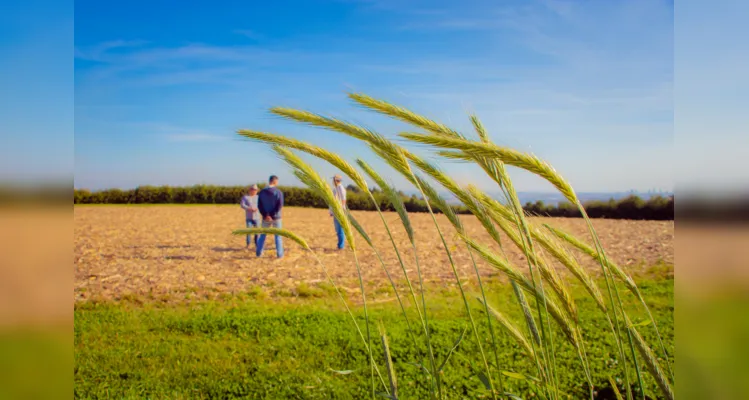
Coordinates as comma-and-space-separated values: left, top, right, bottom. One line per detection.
74, 206, 673, 303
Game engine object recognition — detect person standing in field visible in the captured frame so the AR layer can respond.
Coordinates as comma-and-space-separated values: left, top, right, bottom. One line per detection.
256, 175, 284, 258
330, 174, 347, 250
240, 184, 260, 250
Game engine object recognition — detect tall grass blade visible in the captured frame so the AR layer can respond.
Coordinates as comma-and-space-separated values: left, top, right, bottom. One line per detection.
348, 211, 421, 351
348, 92, 463, 138
479, 299, 536, 363
398, 132, 577, 205
461, 234, 577, 346
437, 326, 469, 373
271, 145, 381, 397
625, 316, 674, 400
357, 160, 414, 243
236, 129, 370, 191
543, 224, 674, 382
356, 159, 439, 396
608, 377, 625, 400
379, 325, 399, 399
468, 185, 600, 316
231, 228, 310, 250
401, 130, 641, 399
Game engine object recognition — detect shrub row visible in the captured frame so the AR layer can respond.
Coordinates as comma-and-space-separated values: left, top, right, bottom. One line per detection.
523, 195, 674, 220
73, 185, 674, 220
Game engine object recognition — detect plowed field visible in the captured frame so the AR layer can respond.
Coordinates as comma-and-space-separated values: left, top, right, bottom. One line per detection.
74, 206, 673, 302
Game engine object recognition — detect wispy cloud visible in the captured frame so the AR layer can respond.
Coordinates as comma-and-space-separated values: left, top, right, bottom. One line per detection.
119, 122, 229, 142
74, 39, 149, 61
74, 0, 674, 192
165, 133, 226, 142
233, 29, 264, 41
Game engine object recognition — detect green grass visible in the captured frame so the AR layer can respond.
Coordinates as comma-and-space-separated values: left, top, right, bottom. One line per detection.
74, 274, 673, 399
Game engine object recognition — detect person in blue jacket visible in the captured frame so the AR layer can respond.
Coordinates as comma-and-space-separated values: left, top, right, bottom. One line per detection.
256, 175, 284, 258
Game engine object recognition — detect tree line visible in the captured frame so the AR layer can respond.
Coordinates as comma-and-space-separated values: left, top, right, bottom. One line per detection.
73, 184, 674, 220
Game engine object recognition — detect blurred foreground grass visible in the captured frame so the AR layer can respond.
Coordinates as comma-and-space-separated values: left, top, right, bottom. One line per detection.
74, 275, 673, 399
0, 328, 72, 399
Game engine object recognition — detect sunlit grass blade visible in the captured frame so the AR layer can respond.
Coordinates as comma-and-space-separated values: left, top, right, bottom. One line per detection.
468, 185, 602, 316
348, 92, 463, 138
460, 234, 577, 347
379, 325, 399, 400
398, 132, 578, 204
543, 223, 674, 382
403, 129, 641, 399
236, 129, 370, 192
625, 315, 674, 400
355, 159, 438, 395
231, 228, 310, 250
479, 298, 536, 362
608, 377, 625, 400
271, 145, 381, 397
347, 211, 420, 350
543, 224, 637, 293
231, 225, 388, 393
356, 160, 414, 243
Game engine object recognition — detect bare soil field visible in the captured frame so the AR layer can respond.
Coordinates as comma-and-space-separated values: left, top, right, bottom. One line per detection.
74, 205, 673, 303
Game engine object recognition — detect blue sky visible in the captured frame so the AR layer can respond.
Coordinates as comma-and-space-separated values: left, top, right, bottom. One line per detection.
0, 0, 73, 183
70, 0, 675, 192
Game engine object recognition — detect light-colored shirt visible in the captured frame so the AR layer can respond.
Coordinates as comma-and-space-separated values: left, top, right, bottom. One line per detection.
241, 194, 260, 221
329, 184, 347, 216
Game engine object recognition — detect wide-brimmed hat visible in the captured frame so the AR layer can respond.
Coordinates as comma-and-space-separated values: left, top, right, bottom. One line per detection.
249, 184, 258, 190
333, 174, 342, 182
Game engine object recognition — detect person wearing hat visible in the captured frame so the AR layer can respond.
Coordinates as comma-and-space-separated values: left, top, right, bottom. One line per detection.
330, 174, 347, 250
240, 184, 260, 249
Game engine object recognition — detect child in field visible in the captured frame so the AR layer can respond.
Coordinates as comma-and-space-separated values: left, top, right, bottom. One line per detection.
240, 184, 260, 249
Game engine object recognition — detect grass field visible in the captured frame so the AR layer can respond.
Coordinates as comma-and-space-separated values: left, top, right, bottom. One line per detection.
74, 273, 673, 399
73, 205, 674, 398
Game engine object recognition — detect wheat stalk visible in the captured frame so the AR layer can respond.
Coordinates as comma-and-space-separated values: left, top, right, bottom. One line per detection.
425, 121, 633, 399
543, 224, 637, 293
544, 223, 674, 383
399, 132, 578, 205
231, 227, 310, 250
625, 315, 674, 400
468, 185, 605, 314
460, 234, 577, 346
236, 130, 427, 358
469, 114, 491, 142
341, 100, 555, 397
357, 160, 414, 243
347, 211, 421, 350
273, 146, 356, 249
378, 324, 399, 399
356, 159, 439, 397
402, 154, 513, 394
271, 145, 386, 397
419, 119, 563, 398
289, 117, 500, 397
237, 130, 369, 192
231, 226, 388, 393
479, 298, 537, 362
349, 92, 463, 138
